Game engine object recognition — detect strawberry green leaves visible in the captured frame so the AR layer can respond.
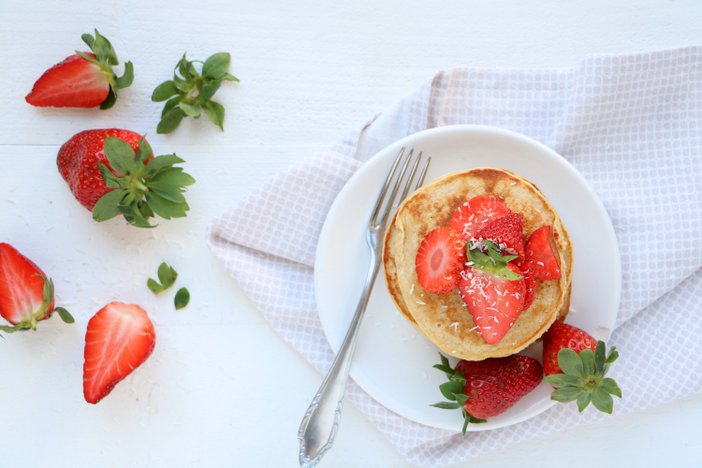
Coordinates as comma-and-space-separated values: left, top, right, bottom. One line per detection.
147, 262, 190, 310
147, 262, 178, 294
431, 354, 486, 434
546, 340, 622, 413
174, 288, 190, 310
152, 52, 239, 133
92, 136, 195, 228
468, 239, 523, 280
76, 29, 134, 109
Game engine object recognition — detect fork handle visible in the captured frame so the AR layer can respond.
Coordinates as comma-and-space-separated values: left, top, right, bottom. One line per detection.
298, 254, 381, 467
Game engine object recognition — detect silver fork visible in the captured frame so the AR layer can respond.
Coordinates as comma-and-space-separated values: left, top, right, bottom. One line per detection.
298, 147, 431, 467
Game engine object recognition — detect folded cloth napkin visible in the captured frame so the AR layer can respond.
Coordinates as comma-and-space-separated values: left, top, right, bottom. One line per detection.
208, 47, 702, 466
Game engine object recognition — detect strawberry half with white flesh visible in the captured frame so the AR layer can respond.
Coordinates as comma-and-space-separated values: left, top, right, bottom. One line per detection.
25, 29, 133, 109
415, 227, 466, 294
83, 302, 156, 404
449, 196, 511, 241
459, 240, 525, 344
0, 243, 73, 334
524, 225, 561, 280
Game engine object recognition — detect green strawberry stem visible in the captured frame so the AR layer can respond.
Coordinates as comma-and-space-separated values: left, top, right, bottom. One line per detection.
92, 136, 196, 228
0, 275, 73, 334
431, 353, 487, 435
151, 52, 239, 133
546, 341, 622, 413
468, 239, 522, 280
75, 29, 133, 110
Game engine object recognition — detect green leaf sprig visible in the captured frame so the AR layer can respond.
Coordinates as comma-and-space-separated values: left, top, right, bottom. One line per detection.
174, 287, 190, 310
147, 262, 178, 294
546, 341, 622, 413
92, 136, 196, 228
75, 29, 134, 109
146, 262, 191, 310
431, 353, 486, 434
467, 239, 522, 280
152, 52, 239, 133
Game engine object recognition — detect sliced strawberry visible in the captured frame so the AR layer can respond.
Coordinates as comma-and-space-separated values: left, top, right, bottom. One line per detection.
449, 196, 511, 241
476, 213, 525, 258
83, 302, 156, 404
415, 227, 465, 294
25, 54, 110, 108
25, 30, 133, 109
458, 264, 525, 344
0, 243, 54, 327
525, 225, 561, 280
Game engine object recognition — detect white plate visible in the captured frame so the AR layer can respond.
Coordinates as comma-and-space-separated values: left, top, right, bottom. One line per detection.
314, 125, 621, 431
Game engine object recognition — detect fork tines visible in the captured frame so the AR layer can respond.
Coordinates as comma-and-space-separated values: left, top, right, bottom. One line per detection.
370, 147, 431, 230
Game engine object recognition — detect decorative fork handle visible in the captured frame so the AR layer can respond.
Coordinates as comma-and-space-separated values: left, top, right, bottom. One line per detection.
298, 251, 381, 467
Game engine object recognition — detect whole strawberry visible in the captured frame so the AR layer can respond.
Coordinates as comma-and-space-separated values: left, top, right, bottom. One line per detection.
25, 29, 133, 109
0, 243, 73, 333
57, 129, 196, 228
543, 320, 622, 413
432, 353, 542, 433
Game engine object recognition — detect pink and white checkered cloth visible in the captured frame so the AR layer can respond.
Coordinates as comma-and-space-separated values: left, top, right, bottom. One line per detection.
208, 47, 702, 466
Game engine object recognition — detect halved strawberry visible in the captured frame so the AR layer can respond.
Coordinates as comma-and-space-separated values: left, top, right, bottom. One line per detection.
415, 227, 465, 294
25, 29, 133, 109
525, 226, 561, 280
83, 302, 156, 404
476, 213, 525, 258
0, 243, 73, 333
458, 264, 525, 344
449, 196, 511, 241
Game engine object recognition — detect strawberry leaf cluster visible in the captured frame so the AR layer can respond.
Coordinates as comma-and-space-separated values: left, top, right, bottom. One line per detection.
75, 29, 134, 109
546, 340, 622, 413
152, 52, 239, 134
468, 239, 522, 280
147, 262, 178, 294
431, 354, 486, 434
92, 136, 196, 228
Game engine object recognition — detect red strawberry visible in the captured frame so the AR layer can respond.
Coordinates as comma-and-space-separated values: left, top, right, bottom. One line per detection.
542, 320, 622, 414
542, 320, 598, 376
26, 29, 133, 109
449, 196, 511, 241
433, 354, 543, 432
415, 227, 465, 294
57, 129, 195, 228
458, 264, 525, 344
476, 213, 525, 258
0, 243, 73, 333
524, 225, 561, 280
83, 302, 156, 404
58, 129, 146, 210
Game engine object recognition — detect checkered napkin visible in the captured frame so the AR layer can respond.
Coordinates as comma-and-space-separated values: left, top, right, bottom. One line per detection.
208, 47, 702, 466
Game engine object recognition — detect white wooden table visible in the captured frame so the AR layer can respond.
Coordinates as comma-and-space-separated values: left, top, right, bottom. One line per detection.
2, 1, 701, 467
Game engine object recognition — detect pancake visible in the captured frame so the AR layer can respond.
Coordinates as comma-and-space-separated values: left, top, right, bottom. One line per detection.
383, 168, 573, 361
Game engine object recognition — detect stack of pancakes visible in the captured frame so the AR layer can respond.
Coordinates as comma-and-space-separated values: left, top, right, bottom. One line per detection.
383, 168, 573, 361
